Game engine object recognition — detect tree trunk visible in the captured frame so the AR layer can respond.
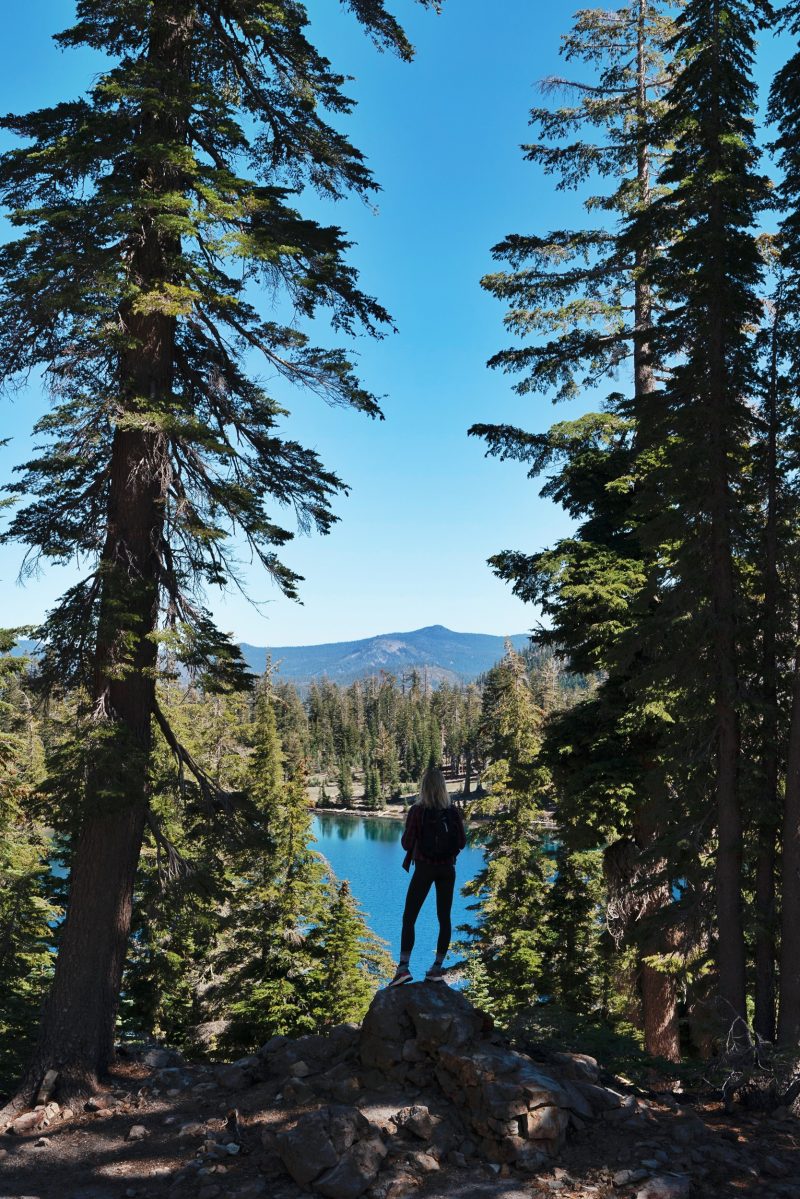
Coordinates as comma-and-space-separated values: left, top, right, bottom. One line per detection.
707, 2, 746, 1042
464, 749, 473, 797
778, 624, 800, 1046
630, 0, 678, 1061
5, 4, 196, 1110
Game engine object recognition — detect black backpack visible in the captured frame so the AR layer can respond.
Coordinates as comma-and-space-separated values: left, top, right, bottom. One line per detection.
419, 807, 459, 858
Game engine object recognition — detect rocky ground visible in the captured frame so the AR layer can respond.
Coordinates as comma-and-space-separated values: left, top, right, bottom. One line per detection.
1, 986, 798, 1199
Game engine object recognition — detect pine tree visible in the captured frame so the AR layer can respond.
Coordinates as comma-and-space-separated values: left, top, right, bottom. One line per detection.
463, 649, 554, 1021
627, 0, 770, 1039
308, 881, 391, 1027
0, 1, 437, 1103
0, 634, 59, 1093
202, 694, 328, 1050
337, 758, 354, 809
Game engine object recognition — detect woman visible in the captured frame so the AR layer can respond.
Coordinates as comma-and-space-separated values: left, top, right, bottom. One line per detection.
389, 765, 466, 985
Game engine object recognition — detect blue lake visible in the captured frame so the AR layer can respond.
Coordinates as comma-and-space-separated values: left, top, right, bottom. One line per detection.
310, 812, 485, 970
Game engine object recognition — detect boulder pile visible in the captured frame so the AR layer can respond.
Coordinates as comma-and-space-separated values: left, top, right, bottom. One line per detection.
360, 983, 624, 1169
203, 982, 647, 1193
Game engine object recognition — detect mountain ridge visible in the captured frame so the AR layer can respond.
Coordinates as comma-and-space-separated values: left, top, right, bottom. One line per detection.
240, 624, 530, 687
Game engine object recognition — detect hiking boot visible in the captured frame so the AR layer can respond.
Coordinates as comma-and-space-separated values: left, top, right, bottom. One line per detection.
425, 965, 446, 983
388, 964, 412, 987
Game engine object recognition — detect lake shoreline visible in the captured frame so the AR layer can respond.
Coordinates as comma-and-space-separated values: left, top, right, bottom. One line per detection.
309, 801, 483, 824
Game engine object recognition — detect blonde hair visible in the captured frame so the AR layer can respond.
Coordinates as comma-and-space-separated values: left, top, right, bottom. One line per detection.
419, 765, 450, 810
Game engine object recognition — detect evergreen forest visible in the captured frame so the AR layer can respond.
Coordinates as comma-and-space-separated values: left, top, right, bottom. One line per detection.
6, 0, 800, 1153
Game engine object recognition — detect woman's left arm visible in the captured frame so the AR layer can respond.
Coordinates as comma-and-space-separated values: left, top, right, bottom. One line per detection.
456, 806, 467, 851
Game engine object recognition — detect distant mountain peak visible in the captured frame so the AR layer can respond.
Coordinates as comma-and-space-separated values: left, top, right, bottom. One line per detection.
238, 625, 531, 688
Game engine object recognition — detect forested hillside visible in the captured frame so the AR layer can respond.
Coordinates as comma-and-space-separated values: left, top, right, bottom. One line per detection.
0, 638, 581, 1095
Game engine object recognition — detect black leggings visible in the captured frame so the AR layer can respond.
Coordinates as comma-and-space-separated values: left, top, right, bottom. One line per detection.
400, 862, 456, 958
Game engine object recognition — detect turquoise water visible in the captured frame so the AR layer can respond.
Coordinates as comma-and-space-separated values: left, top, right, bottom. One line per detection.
310, 812, 485, 970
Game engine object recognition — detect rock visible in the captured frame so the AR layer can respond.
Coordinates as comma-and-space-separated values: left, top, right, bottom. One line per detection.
10, 1111, 45, 1135
635, 1176, 691, 1199
157, 1067, 191, 1090
671, 1113, 705, 1145
233, 1182, 267, 1199
215, 1064, 249, 1091
85, 1096, 111, 1112
34, 1136, 51, 1147
178, 1122, 205, 1139
315, 1135, 388, 1198
513, 1144, 547, 1173
276, 1110, 339, 1186
334, 1077, 362, 1104
143, 1046, 183, 1069
291, 1060, 312, 1078
576, 1082, 623, 1112
558, 1080, 594, 1120
393, 1105, 435, 1140
257, 1034, 289, 1059
372, 1171, 420, 1199
61, 1107, 75, 1120
406, 1150, 439, 1174
284, 1078, 315, 1105
614, 1168, 649, 1186
519, 1105, 569, 1144
328, 1105, 370, 1153
763, 1155, 790, 1178
361, 983, 484, 1071
127, 1124, 148, 1141
232, 1179, 267, 1199
549, 1052, 599, 1083
35, 1069, 59, 1105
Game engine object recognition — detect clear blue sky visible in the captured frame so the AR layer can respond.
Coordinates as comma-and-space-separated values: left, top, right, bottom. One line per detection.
0, 3, 788, 647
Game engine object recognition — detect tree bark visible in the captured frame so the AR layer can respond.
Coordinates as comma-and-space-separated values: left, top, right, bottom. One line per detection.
6, 3, 197, 1109
778, 623, 800, 1046
706, 0, 746, 1042
630, 0, 679, 1061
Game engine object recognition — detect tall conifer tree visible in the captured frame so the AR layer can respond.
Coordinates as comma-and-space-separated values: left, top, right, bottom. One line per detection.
0, 0, 437, 1105
472, 1, 682, 1059
628, 0, 770, 1037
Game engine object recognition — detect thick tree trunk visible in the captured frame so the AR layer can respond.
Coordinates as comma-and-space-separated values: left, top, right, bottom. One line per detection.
636, 825, 680, 1063
604, 829, 680, 1063
4, 4, 196, 1111
629, 0, 678, 1061
710, 406, 746, 1038
641, 955, 680, 1060
778, 629, 800, 1046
